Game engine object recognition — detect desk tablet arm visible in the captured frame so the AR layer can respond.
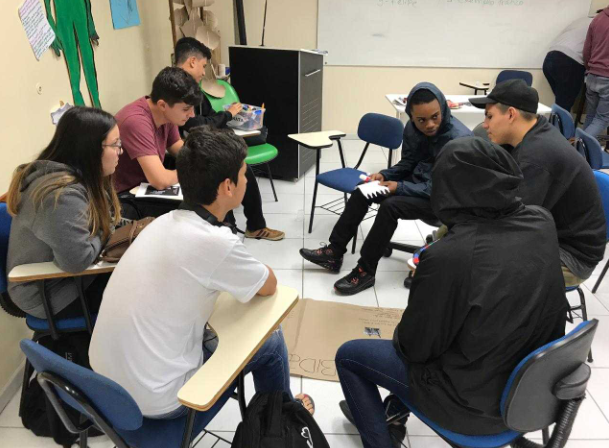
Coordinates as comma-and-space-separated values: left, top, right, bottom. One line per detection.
8, 261, 117, 339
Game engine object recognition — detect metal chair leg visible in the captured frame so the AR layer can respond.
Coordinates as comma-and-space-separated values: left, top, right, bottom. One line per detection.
352, 230, 357, 254
576, 287, 594, 363
542, 427, 550, 445
592, 259, 609, 293
308, 180, 319, 234
265, 163, 278, 202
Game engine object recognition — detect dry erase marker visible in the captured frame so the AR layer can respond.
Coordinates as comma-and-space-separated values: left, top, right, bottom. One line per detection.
359, 173, 372, 182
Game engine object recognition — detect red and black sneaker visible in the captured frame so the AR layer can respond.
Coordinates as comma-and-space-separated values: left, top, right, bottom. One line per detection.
300, 244, 343, 272
334, 266, 375, 295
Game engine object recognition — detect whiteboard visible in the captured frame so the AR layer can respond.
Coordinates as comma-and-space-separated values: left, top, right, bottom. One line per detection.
318, 0, 592, 68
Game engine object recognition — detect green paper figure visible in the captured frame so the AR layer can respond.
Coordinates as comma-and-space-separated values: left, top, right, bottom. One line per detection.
44, 0, 101, 108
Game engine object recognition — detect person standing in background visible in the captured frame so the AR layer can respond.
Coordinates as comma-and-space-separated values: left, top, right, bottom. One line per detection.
583, 6, 609, 137
543, 15, 593, 112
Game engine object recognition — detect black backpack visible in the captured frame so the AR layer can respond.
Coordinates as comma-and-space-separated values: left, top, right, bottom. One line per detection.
21, 332, 102, 447
233, 391, 330, 448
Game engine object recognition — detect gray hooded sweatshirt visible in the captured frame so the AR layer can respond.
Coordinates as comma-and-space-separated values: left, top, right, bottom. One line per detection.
7, 161, 103, 318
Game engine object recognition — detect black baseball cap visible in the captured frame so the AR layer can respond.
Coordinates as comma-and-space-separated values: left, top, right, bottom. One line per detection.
469, 79, 539, 114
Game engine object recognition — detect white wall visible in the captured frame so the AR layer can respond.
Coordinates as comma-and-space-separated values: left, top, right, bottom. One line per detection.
206, 0, 568, 134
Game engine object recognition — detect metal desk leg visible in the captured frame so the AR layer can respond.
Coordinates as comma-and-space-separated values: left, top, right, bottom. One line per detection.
181, 408, 197, 448
237, 371, 247, 420
308, 149, 322, 233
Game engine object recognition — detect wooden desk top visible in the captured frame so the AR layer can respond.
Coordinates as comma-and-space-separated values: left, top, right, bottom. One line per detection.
178, 285, 299, 411
288, 130, 346, 149
8, 261, 117, 282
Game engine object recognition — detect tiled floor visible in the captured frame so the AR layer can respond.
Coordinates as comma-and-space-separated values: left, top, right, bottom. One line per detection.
1, 140, 609, 447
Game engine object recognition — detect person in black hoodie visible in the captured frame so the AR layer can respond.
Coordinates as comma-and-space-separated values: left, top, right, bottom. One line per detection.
335, 137, 568, 447
471, 79, 606, 286
300, 83, 471, 295
175, 37, 284, 241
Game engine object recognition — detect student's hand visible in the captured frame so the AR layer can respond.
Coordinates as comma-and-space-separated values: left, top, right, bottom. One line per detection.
380, 181, 398, 194
370, 173, 385, 182
228, 103, 243, 117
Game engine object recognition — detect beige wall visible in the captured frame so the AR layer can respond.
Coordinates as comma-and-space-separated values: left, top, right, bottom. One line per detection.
0, 0, 173, 394
210, 0, 563, 134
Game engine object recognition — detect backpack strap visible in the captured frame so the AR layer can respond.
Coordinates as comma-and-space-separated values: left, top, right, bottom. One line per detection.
264, 391, 286, 437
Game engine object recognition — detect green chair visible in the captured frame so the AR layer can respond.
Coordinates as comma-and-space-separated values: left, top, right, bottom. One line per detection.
204, 80, 278, 202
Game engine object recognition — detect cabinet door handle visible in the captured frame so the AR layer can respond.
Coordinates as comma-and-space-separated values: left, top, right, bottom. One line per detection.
304, 69, 321, 77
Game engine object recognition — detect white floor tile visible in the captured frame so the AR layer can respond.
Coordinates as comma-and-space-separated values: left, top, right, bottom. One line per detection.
243, 238, 304, 270
260, 193, 305, 214
587, 368, 609, 421
373, 271, 411, 309
586, 315, 609, 368
301, 378, 359, 435
193, 430, 233, 447
569, 285, 609, 316
408, 435, 450, 447
324, 434, 366, 447
302, 269, 378, 307
260, 213, 305, 239
256, 177, 305, 195
0, 428, 114, 447
0, 387, 22, 429
274, 270, 303, 298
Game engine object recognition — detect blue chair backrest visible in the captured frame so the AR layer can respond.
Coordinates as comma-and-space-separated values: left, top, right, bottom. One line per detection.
576, 128, 604, 169
0, 203, 12, 295
20, 339, 143, 432
500, 319, 598, 432
496, 70, 533, 86
550, 104, 575, 139
357, 113, 404, 150
594, 170, 609, 241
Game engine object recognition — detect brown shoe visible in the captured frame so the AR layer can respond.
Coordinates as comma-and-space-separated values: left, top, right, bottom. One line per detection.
245, 227, 285, 241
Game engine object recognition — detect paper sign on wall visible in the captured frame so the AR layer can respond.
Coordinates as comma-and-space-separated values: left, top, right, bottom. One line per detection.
18, 0, 56, 60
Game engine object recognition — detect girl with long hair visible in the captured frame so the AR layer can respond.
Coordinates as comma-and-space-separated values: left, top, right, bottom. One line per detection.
7, 106, 122, 319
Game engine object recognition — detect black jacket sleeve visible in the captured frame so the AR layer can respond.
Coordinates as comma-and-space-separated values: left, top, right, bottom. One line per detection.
181, 95, 233, 133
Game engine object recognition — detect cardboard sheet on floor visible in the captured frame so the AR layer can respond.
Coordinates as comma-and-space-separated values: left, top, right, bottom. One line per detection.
283, 299, 404, 382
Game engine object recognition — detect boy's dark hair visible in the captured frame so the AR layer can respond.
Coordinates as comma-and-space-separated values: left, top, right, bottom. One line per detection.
174, 37, 212, 65
409, 89, 438, 106
150, 67, 203, 107
177, 127, 248, 205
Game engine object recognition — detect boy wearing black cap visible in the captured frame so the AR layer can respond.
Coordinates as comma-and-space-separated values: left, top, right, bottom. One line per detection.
470, 79, 606, 286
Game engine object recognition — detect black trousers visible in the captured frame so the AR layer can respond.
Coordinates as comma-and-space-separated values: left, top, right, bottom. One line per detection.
543, 51, 586, 112
328, 188, 436, 275
119, 166, 266, 231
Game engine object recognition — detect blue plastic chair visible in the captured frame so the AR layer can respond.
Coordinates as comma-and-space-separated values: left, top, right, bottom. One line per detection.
0, 202, 97, 419
308, 113, 404, 252
20, 339, 233, 448
590, 171, 609, 295
496, 70, 533, 87
550, 104, 576, 139
575, 128, 609, 169
390, 320, 598, 448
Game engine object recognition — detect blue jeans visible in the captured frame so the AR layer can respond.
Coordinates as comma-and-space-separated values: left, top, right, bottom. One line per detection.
583, 73, 609, 137
150, 327, 293, 420
336, 339, 410, 448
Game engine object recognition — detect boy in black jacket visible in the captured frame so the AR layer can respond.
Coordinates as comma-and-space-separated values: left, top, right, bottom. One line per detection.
471, 79, 606, 286
336, 137, 568, 447
175, 37, 284, 241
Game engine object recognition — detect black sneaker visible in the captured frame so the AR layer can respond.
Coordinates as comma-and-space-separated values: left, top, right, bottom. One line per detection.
334, 266, 375, 295
300, 245, 343, 272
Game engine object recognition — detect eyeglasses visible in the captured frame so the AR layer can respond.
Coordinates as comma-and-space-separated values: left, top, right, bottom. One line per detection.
102, 139, 123, 155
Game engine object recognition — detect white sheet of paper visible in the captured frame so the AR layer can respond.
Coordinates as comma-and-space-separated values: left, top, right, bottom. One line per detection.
18, 0, 56, 61
357, 181, 390, 199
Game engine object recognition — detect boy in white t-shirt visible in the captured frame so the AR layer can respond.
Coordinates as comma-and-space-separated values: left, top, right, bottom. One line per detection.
89, 128, 313, 421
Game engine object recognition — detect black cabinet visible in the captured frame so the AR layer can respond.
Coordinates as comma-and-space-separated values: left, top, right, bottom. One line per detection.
229, 46, 323, 180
